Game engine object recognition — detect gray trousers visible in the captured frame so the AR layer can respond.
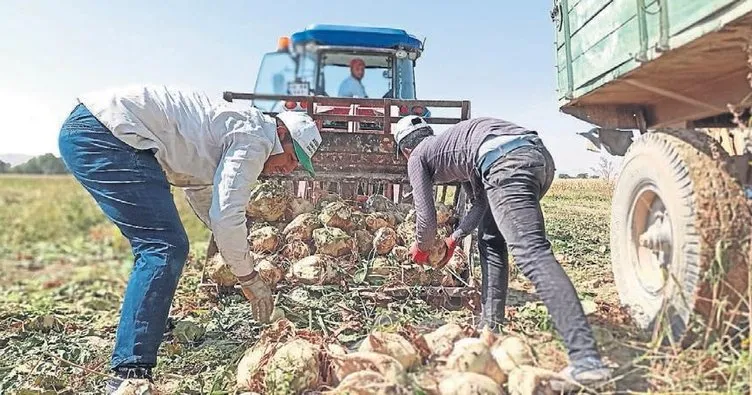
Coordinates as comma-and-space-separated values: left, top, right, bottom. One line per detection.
477, 138, 600, 361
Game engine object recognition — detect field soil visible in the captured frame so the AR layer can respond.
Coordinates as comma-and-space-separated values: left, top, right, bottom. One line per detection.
0, 175, 748, 394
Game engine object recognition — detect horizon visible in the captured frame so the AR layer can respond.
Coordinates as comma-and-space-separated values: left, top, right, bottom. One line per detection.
0, 1, 615, 174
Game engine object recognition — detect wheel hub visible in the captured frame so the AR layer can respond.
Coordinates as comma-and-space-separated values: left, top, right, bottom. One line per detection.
630, 186, 672, 295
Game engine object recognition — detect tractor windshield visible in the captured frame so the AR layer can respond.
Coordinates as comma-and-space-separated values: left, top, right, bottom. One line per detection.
317, 51, 415, 99
318, 51, 393, 99
316, 51, 416, 100
252, 48, 417, 111
252, 52, 298, 112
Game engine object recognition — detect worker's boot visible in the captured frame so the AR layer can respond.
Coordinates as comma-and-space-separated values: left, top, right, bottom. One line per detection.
549, 355, 612, 392
105, 366, 155, 394
476, 298, 505, 334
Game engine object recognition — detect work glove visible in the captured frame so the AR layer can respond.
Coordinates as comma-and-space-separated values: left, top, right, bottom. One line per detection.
436, 236, 458, 270
239, 271, 273, 323
409, 242, 430, 264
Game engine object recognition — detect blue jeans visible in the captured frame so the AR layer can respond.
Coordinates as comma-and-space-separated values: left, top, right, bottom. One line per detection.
58, 104, 189, 369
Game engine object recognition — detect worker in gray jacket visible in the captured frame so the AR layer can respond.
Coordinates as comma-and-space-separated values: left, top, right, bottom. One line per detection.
58, 84, 322, 394
393, 115, 611, 391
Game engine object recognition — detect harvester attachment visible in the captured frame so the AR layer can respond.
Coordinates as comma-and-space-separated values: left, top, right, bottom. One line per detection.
200, 92, 478, 309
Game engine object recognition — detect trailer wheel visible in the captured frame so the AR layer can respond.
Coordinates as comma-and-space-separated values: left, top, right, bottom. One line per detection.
611, 129, 750, 343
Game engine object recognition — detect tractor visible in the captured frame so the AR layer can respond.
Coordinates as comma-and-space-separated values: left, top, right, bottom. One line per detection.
552, 0, 752, 343
242, 24, 446, 200
203, 24, 477, 306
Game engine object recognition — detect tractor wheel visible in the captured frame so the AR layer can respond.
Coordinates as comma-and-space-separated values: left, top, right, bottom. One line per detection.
611, 129, 750, 344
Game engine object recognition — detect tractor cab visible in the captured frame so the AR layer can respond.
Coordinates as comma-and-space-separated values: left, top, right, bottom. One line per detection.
252, 24, 430, 131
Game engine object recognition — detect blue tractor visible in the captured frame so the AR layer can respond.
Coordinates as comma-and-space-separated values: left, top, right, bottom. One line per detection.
209, 25, 477, 306
222, 24, 470, 200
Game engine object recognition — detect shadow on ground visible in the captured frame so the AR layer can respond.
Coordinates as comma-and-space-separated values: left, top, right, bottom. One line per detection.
505, 283, 654, 393
589, 304, 653, 393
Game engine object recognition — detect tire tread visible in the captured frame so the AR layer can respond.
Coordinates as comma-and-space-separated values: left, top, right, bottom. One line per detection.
610, 129, 750, 342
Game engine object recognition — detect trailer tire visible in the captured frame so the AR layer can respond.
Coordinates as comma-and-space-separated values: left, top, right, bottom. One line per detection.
611, 129, 750, 344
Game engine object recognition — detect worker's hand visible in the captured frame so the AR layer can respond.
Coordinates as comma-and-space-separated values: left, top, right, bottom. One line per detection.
437, 236, 458, 269
238, 271, 273, 323
409, 242, 430, 264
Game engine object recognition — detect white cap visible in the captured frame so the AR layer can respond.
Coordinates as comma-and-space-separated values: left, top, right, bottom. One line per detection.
393, 115, 432, 148
275, 111, 323, 176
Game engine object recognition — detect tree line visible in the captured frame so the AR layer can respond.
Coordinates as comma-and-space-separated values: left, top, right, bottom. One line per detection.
0, 154, 69, 175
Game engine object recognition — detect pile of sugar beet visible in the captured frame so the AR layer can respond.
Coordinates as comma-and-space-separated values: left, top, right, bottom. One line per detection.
206, 182, 469, 290
234, 319, 565, 395
200, 182, 574, 394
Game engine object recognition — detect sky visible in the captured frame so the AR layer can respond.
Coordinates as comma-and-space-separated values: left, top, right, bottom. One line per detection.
0, 0, 611, 174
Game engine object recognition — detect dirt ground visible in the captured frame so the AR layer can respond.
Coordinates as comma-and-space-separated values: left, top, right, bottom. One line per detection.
0, 175, 748, 394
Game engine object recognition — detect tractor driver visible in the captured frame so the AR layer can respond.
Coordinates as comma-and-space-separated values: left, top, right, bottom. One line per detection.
392, 115, 612, 392
57, 84, 322, 394
338, 57, 368, 98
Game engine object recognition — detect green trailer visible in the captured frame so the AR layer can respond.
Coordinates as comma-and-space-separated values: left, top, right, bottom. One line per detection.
552, 0, 752, 342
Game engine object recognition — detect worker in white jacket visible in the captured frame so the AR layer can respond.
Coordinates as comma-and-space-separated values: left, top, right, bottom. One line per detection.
57, 84, 322, 393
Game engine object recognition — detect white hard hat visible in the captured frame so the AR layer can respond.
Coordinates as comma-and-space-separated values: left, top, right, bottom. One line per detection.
393, 115, 432, 148
275, 111, 323, 176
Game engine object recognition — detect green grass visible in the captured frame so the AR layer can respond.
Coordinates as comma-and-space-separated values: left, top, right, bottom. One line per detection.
0, 175, 748, 394
0, 175, 209, 263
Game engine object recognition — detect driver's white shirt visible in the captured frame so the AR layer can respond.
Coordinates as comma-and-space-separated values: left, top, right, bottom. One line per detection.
77, 84, 284, 278
338, 76, 367, 98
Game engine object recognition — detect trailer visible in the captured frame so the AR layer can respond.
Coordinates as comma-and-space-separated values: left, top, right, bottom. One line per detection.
552, 0, 752, 342
201, 25, 477, 308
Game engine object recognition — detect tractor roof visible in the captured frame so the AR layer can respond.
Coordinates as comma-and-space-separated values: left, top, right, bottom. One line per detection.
290, 24, 422, 51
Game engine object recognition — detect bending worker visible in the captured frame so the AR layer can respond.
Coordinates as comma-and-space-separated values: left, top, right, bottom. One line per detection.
57, 84, 322, 393
393, 115, 611, 391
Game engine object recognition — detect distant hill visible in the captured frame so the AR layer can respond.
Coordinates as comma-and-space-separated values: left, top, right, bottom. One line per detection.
10, 154, 68, 174
0, 154, 33, 167
0, 153, 68, 175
